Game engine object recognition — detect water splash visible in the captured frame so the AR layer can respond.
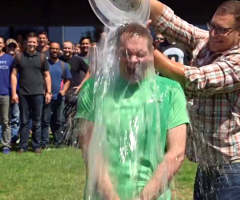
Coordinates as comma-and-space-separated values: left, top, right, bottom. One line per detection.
75, 0, 185, 199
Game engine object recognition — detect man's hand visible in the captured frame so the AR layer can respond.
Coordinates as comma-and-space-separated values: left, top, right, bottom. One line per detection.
73, 85, 82, 94
59, 90, 66, 96
139, 177, 162, 200
11, 94, 19, 103
45, 92, 52, 104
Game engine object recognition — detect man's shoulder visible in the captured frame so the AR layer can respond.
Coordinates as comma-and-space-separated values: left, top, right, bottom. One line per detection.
72, 55, 86, 64
3, 53, 13, 59
0, 53, 14, 62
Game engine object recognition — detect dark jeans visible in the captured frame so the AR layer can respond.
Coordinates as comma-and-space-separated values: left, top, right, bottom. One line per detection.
194, 163, 240, 200
41, 95, 64, 146
19, 94, 44, 150
10, 103, 20, 143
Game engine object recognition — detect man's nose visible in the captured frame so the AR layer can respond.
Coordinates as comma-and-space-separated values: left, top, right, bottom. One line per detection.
128, 55, 138, 63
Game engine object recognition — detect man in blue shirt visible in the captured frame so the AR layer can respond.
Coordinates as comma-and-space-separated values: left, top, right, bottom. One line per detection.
0, 37, 14, 154
41, 42, 72, 148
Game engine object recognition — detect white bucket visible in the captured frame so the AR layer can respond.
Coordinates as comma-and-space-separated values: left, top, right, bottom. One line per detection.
88, 0, 150, 28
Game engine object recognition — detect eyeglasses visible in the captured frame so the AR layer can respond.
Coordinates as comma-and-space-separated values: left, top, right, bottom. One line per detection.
155, 37, 165, 41
207, 22, 234, 35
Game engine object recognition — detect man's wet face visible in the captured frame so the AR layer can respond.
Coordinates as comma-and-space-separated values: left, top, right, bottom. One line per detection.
119, 35, 154, 84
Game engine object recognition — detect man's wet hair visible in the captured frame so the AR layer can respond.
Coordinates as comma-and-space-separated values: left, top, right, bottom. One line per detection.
116, 23, 154, 52
216, 0, 240, 29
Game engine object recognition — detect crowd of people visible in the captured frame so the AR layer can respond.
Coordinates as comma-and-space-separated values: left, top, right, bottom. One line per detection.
0, 31, 93, 154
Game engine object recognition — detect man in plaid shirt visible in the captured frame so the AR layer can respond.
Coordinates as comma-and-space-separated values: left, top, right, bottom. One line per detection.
150, 0, 240, 199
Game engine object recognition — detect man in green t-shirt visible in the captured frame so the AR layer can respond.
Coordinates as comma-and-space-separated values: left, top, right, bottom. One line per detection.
75, 23, 189, 200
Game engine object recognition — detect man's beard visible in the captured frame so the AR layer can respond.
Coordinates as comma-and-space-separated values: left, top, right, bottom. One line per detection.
125, 62, 150, 84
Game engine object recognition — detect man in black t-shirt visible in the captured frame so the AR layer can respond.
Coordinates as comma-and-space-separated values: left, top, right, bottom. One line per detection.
11, 33, 52, 153
61, 41, 90, 94
60, 41, 90, 145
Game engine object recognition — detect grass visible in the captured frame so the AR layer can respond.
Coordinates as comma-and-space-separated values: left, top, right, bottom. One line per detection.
0, 147, 197, 200
172, 159, 197, 200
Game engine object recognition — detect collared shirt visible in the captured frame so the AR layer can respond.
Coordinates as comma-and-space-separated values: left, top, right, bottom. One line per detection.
153, 5, 240, 166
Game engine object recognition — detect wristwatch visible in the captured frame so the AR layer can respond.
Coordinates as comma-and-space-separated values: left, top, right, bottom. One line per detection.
46, 92, 52, 95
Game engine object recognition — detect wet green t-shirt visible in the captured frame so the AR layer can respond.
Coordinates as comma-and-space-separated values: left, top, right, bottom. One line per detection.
76, 75, 189, 200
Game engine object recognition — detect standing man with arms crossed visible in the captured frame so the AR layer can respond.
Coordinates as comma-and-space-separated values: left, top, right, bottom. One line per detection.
150, 0, 240, 199
11, 32, 51, 153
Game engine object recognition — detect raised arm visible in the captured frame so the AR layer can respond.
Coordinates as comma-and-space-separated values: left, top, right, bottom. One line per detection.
154, 48, 240, 95
150, 0, 165, 22
150, 0, 208, 51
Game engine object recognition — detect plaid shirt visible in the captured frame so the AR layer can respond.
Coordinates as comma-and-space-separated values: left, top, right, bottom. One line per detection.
153, 6, 240, 166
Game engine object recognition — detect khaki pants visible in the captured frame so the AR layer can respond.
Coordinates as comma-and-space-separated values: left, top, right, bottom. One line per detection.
0, 95, 11, 148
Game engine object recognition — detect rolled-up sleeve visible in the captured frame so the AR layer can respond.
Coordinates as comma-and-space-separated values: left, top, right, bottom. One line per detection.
153, 6, 208, 51
184, 53, 240, 95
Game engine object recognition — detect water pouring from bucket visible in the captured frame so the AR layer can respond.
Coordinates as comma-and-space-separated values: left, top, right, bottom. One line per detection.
74, 0, 189, 199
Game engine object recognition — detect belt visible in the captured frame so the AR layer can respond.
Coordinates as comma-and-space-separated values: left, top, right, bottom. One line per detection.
199, 159, 240, 171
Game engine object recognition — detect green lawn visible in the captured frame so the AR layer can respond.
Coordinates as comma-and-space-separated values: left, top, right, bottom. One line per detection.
0, 148, 197, 200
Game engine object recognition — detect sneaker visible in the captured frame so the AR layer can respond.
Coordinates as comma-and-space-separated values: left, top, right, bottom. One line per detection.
34, 148, 42, 154
18, 148, 27, 153
2, 147, 11, 154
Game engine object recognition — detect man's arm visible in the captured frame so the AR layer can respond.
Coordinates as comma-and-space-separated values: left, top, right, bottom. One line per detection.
11, 68, 19, 103
59, 80, 71, 97
154, 49, 240, 95
150, 0, 165, 23
75, 118, 120, 200
44, 71, 52, 104
140, 124, 187, 200
149, 0, 208, 52
154, 49, 185, 84
74, 70, 91, 94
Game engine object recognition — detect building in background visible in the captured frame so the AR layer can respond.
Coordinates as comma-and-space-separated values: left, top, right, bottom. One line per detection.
0, 26, 97, 45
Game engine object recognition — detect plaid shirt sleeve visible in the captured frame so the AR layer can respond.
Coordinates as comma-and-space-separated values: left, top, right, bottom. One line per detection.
184, 51, 240, 95
153, 5, 208, 51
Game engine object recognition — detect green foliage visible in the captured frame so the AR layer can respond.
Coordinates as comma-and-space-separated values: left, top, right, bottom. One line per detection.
0, 148, 196, 200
